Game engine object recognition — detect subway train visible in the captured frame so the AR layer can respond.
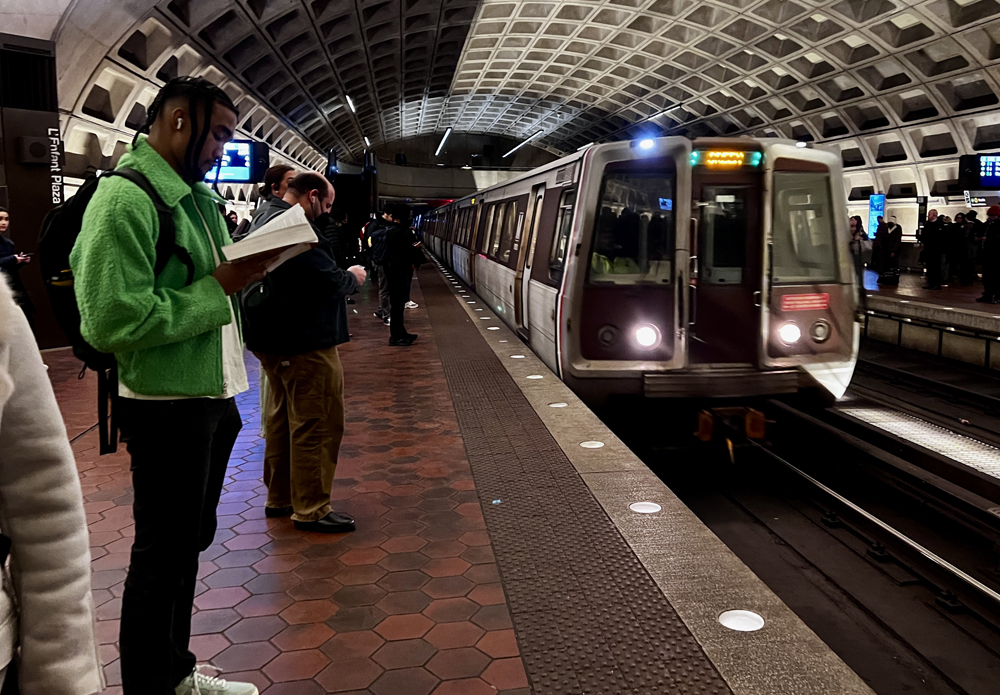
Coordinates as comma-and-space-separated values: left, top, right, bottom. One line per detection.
421, 137, 859, 406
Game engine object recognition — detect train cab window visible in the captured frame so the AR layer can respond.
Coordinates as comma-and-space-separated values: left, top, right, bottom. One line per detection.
497, 201, 518, 262
702, 187, 747, 284
548, 190, 576, 282
587, 170, 675, 285
772, 172, 839, 284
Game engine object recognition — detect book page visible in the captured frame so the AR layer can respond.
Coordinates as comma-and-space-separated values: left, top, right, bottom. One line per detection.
223, 205, 318, 262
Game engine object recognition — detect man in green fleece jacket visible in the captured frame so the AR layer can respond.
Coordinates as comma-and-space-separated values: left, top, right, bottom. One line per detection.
71, 77, 276, 695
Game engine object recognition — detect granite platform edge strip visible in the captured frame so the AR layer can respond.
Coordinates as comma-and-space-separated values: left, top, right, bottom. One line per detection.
421, 259, 875, 695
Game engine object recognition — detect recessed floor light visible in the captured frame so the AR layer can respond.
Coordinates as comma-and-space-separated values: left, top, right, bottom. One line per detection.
511, 355, 525, 358
499, 340, 508, 343
719, 610, 764, 632
487, 326, 500, 330
580, 441, 604, 448
526, 375, 543, 379
480, 317, 491, 320
629, 502, 661, 514
549, 402, 568, 408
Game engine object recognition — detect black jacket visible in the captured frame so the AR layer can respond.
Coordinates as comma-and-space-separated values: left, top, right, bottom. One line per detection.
386, 223, 421, 276
920, 218, 945, 252
241, 199, 359, 356
0, 236, 34, 313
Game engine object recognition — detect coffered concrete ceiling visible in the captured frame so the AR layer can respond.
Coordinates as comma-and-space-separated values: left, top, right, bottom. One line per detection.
41, 0, 1000, 199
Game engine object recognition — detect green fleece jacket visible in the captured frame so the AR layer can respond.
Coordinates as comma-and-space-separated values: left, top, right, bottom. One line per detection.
70, 137, 237, 397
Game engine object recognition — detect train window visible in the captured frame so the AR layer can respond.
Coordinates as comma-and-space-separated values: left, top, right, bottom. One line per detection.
587, 170, 675, 285
702, 187, 748, 285
772, 172, 839, 284
497, 201, 518, 262
549, 190, 577, 282
489, 203, 507, 258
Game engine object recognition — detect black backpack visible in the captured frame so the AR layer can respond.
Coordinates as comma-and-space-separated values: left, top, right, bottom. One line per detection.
38, 167, 195, 454
369, 221, 390, 266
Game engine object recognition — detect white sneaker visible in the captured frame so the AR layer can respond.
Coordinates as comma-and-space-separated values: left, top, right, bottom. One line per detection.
405, 301, 418, 309
175, 665, 258, 695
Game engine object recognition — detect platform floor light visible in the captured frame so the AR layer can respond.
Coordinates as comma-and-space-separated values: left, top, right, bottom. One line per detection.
435, 127, 452, 157
504, 132, 543, 158
346, 95, 356, 113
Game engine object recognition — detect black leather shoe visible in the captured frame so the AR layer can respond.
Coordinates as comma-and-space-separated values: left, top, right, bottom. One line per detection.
389, 337, 415, 346
404, 333, 418, 341
294, 511, 356, 533
265, 505, 293, 518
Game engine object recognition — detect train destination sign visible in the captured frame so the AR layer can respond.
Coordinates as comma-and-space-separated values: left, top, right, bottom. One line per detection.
780, 293, 830, 312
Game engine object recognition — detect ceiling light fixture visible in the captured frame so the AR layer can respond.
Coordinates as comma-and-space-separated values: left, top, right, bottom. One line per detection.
363, 136, 371, 148
503, 131, 543, 158
346, 95, 356, 113
435, 127, 452, 157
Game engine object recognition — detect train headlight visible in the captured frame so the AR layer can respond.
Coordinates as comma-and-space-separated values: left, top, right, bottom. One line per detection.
777, 322, 801, 345
634, 325, 661, 348
638, 138, 655, 151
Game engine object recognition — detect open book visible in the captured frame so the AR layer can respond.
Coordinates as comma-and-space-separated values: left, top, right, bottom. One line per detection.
222, 204, 318, 271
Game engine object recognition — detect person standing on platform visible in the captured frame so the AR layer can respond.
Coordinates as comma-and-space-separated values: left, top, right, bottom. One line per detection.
71, 76, 277, 695
241, 173, 367, 533
385, 203, 421, 346
0, 207, 37, 332
251, 164, 295, 221
0, 274, 105, 695
366, 211, 395, 324
921, 209, 944, 290
969, 210, 987, 284
977, 205, 1000, 304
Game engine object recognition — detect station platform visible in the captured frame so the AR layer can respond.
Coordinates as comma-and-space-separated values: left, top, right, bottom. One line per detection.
860, 270, 1000, 369
50, 263, 872, 695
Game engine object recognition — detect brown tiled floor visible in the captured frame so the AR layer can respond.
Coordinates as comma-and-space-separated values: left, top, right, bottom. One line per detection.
48, 279, 529, 694
864, 268, 994, 312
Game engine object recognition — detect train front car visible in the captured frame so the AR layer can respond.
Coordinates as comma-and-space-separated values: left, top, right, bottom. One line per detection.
560, 136, 859, 405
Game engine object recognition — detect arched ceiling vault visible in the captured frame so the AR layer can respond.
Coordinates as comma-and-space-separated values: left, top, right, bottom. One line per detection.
48, 0, 1000, 199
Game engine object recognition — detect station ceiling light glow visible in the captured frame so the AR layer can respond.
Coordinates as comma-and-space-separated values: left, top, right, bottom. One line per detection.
435, 127, 452, 157
363, 136, 371, 148
346, 95, 356, 113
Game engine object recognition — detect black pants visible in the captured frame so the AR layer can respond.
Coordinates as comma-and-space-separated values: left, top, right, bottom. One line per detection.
389, 269, 412, 340
118, 397, 242, 694
925, 249, 943, 287
984, 258, 999, 299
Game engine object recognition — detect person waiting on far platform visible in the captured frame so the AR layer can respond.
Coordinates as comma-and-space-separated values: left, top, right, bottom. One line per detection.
920, 209, 944, 290
977, 205, 1000, 304
240, 173, 367, 534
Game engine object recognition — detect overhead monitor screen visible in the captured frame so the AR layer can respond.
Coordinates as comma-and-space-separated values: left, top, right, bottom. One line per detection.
980, 155, 1000, 189
204, 141, 254, 183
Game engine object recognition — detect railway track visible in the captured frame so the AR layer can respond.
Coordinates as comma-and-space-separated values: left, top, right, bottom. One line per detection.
601, 374, 1000, 695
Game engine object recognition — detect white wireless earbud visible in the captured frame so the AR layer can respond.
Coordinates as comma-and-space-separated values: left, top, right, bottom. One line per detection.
176, 118, 183, 130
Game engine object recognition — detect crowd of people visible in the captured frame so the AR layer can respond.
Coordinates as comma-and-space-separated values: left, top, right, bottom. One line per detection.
0, 74, 433, 695
850, 206, 1000, 303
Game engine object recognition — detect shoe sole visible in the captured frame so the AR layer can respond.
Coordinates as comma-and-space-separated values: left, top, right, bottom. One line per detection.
293, 521, 356, 533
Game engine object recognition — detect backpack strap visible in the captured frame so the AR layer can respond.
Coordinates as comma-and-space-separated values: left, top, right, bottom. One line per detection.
105, 168, 196, 286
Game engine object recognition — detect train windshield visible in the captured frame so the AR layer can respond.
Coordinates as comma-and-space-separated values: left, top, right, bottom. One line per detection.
771, 172, 839, 284
588, 169, 676, 285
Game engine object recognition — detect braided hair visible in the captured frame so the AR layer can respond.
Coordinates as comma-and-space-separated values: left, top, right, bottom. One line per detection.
134, 76, 239, 182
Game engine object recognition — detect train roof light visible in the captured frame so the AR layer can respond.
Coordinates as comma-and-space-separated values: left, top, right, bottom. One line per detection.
796, 141, 808, 148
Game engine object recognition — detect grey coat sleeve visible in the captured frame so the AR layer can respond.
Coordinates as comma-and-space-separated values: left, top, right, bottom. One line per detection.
0, 277, 104, 695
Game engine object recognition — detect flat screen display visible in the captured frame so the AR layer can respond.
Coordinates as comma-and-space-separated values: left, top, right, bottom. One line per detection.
204, 141, 254, 183
868, 194, 885, 238
980, 155, 1000, 189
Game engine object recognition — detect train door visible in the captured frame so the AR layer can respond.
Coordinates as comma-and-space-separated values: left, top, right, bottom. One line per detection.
689, 168, 763, 364
515, 185, 545, 337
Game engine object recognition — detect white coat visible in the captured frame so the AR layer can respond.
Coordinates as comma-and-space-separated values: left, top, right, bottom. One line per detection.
0, 275, 104, 694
